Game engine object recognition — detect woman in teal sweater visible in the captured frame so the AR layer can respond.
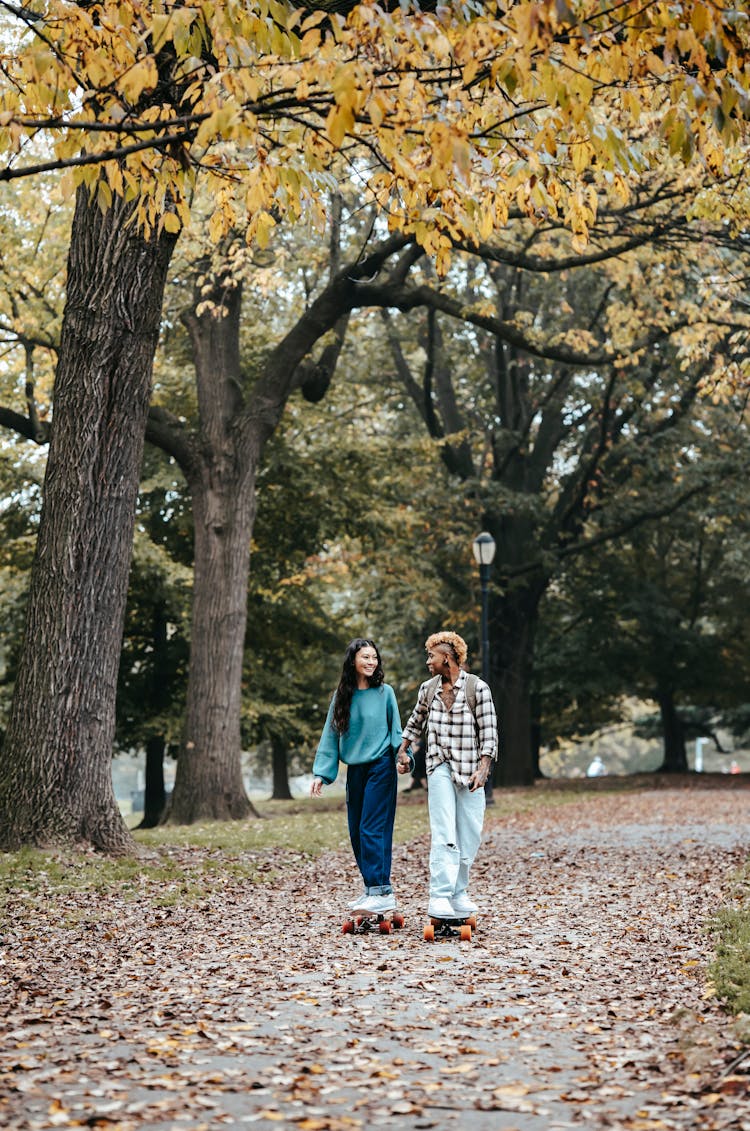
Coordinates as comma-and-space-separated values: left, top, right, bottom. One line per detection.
311, 638, 402, 915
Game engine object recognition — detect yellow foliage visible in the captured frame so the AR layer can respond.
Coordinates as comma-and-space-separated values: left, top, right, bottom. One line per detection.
0, 0, 746, 263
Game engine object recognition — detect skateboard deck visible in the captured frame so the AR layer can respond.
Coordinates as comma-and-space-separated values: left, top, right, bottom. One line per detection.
423, 913, 477, 942
342, 910, 405, 935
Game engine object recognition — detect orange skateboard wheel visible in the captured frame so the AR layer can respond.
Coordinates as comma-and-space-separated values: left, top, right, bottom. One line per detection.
424, 923, 435, 942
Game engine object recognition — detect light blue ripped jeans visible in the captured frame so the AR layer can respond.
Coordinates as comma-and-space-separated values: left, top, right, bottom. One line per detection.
427, 761, 486, 901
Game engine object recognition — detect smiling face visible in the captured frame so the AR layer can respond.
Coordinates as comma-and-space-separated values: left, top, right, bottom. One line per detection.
426, 645, 452, 677
354, 644, 380, 683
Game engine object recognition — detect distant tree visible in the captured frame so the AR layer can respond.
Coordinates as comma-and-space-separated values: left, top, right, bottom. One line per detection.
1, 0, 748, 849
370, 200, 750, 784
536, 415, 750, 772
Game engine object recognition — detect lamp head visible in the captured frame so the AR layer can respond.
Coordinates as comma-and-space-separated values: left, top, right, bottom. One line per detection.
472, 531, 496, 567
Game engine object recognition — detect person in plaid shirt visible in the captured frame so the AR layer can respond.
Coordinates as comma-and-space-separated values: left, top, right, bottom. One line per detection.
397, 631, 498, 919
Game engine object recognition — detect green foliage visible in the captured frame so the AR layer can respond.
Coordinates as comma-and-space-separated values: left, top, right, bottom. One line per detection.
534, 396, 750, 762
0, 443, 44, 733
710, 865, 750, 1016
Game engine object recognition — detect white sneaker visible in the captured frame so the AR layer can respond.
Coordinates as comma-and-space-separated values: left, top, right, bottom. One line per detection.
347, 891, 366, 909
451, 895, 478, 916
427, 896, 456, 919
355, 893, 396, 915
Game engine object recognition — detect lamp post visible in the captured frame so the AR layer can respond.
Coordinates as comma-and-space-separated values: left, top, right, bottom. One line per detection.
472, 531, 496, 801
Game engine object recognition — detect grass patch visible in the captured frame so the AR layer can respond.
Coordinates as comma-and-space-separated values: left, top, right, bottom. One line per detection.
709, 864, 750, 1015
0, 844, 217, 911
131, 793, 432, 855
0, 784, 610, 918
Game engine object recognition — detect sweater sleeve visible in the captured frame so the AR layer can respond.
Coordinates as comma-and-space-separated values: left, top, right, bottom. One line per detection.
386, 685, 403, 754
312, 695, 341, 785
401, 682, 429, 747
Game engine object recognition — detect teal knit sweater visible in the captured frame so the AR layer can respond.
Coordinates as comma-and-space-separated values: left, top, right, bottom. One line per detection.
312, 684, 402, 785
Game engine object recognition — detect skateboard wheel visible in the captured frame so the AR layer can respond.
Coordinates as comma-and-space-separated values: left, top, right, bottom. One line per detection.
459, 924, 472, 942
424, 923, 435, 942
391, 912, 405, 929
342, 920, 354, 934
379, 919, 392, 934
467, 915, 477, 930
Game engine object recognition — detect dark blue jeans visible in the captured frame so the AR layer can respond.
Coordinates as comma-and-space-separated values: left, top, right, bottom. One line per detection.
346, 752, 397, 894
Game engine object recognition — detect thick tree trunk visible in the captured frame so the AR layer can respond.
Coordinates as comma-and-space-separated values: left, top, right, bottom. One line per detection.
137, 734, 167, 829
167, 278, 257, 822
168, 470, 258, 821
271, 735, 293, 800
0, 187, 177, 852
490, 585, 545, 788
656, 690, 688, 773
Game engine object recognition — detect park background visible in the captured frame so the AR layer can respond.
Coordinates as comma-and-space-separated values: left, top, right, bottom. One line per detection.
0, 4, 746, 836
0, 7, 750, 1127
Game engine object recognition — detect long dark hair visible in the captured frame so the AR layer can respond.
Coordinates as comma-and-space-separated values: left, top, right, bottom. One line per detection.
332, 638, 384, 735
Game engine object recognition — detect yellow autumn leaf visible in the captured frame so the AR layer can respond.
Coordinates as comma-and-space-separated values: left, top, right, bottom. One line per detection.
117, 58, 158, 103
326, 103, 355, 148
161, 211, 181, 234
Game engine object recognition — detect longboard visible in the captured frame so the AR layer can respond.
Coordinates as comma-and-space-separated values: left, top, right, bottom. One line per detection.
423, 913, 477, 942
342, 910, 405, 935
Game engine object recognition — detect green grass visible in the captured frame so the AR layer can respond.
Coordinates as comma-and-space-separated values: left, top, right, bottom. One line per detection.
0, 785, 607, 916
709, 864, 750, 1016
130, 793, 432, 854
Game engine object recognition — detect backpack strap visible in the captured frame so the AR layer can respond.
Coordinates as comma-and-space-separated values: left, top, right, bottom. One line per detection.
464, 672, 478, 716
423, 675, 442, 712
424, 673, 478, 716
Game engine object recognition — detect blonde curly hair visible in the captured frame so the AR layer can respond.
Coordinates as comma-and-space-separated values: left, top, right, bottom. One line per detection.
425, 631, 468, 667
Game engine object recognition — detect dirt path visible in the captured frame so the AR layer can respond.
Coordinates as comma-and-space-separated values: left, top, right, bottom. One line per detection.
2, 787, 750, 1130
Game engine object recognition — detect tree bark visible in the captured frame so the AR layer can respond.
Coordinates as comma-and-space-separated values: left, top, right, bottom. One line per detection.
167, 276, 258, 823
486, 547, 545, 787
491, 587, 541, 787
271, 735, 293, 800
0, 186, 177, 852
168, 467, 258, 821
656, 690, 688, 773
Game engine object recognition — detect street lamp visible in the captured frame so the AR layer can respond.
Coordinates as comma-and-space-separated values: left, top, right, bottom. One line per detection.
472, 532, 496, 801
472, 532, 496, 683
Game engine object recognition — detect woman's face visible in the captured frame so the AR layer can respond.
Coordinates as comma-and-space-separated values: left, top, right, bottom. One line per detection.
354, 645, 379, 682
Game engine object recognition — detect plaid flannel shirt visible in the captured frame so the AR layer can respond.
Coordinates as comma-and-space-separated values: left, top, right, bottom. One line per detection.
402, 669, 498, 787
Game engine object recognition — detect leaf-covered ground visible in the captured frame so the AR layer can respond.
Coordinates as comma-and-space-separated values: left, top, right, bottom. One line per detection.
2, 786, 750, 1131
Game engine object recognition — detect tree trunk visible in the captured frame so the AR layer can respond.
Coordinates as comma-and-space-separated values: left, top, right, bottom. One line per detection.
271, 735, 293, 800
656, 690, 688, 773
168, 468, 258, 821
137, 734, 168, 829
0, 187, 177, 852
136, 603, 170, 828
167, 278, 257, 823
490, 585, 545, 788
531, 689, 543, 778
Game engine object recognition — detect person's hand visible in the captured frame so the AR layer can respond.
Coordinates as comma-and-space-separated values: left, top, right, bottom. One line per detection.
469, 757, 492, 792
310, 777, 324, 797
397, 747, 412, 775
